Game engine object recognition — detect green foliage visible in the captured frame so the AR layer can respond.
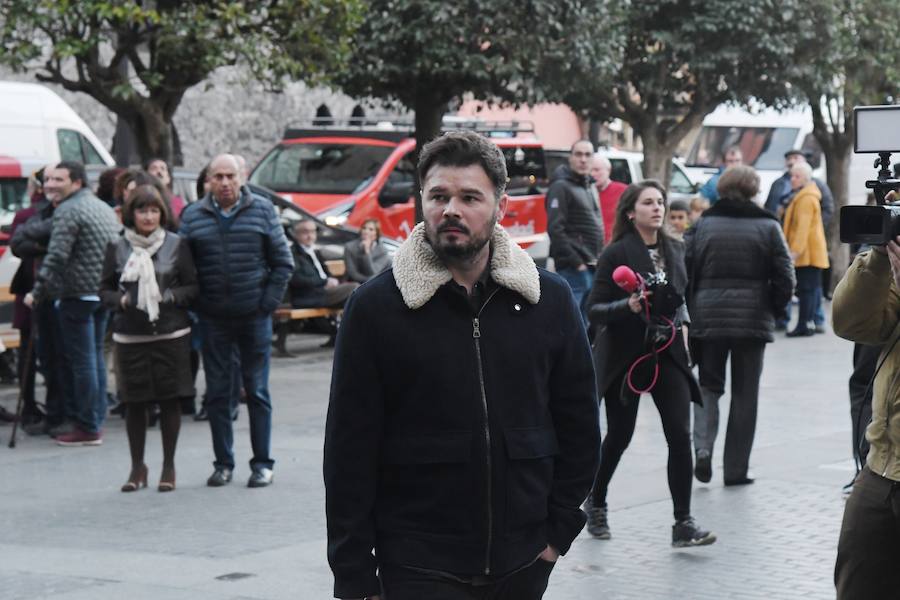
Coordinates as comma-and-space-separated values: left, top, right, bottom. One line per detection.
337, 0, 618, 121
564, 0, 799, 178
0, 0, 363, 160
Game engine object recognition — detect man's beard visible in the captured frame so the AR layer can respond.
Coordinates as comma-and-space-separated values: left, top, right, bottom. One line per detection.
425, 213, 497, 264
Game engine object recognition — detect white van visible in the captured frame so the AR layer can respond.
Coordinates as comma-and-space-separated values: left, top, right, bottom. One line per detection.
0, 81, 114, 220
682, 104, 870, 206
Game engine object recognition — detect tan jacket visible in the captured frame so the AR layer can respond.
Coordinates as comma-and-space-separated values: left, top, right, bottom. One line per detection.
833, 249, 900, 480
783, 183, 829, 268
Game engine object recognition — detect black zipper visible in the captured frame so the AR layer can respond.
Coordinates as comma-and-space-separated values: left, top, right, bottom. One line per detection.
472, 287, 501, 575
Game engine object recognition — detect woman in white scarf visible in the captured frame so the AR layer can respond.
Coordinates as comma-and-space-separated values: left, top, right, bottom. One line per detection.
99, 184, 198, 493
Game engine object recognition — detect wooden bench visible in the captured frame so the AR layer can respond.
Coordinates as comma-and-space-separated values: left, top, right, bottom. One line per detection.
274, 307, 342, 321
0, 286, 19, 349
0, 327, 20, 350
324, 259, 346, 278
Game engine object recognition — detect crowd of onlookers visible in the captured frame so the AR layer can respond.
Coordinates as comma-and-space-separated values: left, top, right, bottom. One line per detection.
0, 153, 394, 492
543, 139, 833, 544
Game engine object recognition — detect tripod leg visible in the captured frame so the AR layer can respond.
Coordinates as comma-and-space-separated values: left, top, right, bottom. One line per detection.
8, 331, 36, 449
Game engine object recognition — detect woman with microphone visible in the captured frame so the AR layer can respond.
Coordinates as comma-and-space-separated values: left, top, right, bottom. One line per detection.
585, 180, 716, 548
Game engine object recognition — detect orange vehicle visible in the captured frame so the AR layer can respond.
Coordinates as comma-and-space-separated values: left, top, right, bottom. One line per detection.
248, 119, 550, 264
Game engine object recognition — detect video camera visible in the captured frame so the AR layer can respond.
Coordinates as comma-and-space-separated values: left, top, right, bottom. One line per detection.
840, 106, 900, 245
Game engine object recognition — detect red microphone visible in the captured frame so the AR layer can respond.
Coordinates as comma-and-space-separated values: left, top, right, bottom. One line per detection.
612, 265, 642, 293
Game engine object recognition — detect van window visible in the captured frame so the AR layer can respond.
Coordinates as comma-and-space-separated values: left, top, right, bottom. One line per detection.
57, 129, 83, 162
669, 164, 695, 194
250, 142, 394, 194
79, 134, 106, 165
501, 147, 548, 196
0, 178, 30, 214
687, 126, 800, 171
609, 159, 632, 184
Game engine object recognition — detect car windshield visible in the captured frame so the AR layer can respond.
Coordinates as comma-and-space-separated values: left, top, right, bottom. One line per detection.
0, 178, 30, 213
686, 126, 800, 171
249, 143, 394, 194
500, 146, 548, 195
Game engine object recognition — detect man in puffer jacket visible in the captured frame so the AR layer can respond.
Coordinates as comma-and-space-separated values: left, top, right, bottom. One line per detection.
28, 161, 121, 446
179, 154, 293, 489
832, 235, 900, 599
545, 140, 603, 319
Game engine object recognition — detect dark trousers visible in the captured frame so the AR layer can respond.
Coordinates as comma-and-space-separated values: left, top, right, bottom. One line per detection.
794, 266, 822, 334
57, 299, 108, 434
35, 302, 70, 426
201, 314, 274, 471
835, 468, 900, 599
592, 353, 693, 520
692, 338, 766, 481
848, 343, 879, 466
17, 324, 38, 418
379, 559, 555, 600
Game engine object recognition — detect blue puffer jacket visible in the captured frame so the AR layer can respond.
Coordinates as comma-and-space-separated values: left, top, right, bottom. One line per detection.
178, 187, 293, 318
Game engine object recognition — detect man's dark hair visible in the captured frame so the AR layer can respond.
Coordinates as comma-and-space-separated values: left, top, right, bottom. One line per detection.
570, 139, 593, 152
122, 184, 171, 229
55, 160, 87, 188
417, 131, 508, 199
784, 149, 805, 159
196, 165, 208, 199
668, 199, 689, 213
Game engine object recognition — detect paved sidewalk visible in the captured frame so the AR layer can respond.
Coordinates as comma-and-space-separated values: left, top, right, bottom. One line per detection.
0, 320, 856, 599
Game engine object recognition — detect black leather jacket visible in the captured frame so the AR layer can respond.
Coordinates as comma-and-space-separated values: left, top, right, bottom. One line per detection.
99, 231, 198, 336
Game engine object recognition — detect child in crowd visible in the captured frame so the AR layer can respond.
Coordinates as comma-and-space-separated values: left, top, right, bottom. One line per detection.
689, 195, 710, 225
667, 199, 690, 241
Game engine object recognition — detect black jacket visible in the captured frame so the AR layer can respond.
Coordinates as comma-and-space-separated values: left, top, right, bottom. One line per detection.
324, 224, 599, 599
545, 165, 604, 270
288, 243, 329, 307
178, 188, 294, 317
99, 231, 198, 336
685, 197, 795, 342
587, 230, 700, 403
10, 201, 56, 296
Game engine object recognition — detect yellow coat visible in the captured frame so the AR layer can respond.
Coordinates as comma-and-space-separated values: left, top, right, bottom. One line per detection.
783, 183, 829, 269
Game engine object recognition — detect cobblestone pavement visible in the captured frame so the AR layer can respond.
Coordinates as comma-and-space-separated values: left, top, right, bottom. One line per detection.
0, 310, 855, 599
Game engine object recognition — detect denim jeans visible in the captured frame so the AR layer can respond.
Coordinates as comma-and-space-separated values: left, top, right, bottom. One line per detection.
794, 267, 822, 334
201, 314, 274, 471
57, 299, 108, 434
557, 267, 595, 324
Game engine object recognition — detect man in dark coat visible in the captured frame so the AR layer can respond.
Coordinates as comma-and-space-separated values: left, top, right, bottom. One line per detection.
179, 154, 293, 488
289, 219, 358, 309
545, 140, 603, 319
324, 131, 600, 600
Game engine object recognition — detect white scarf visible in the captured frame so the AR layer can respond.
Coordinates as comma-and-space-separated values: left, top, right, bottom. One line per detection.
120, 228, 166, 322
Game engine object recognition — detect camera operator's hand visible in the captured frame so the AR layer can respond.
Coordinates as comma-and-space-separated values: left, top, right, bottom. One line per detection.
628, 291, 651, 313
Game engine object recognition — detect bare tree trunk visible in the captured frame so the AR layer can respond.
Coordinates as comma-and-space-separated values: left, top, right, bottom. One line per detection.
825, 139, 853, 289
413, 94, 447, 223
640, 125, 675, 186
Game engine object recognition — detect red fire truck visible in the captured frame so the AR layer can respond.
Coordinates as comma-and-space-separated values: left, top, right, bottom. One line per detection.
248, 119, 550, 264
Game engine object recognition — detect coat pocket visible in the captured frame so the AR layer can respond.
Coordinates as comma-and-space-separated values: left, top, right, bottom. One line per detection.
379, 432, 474, 536
504, 426, 559, 534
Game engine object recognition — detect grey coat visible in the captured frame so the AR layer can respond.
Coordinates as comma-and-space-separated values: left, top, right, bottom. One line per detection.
343, 239, 391, 283
685, 197, 795, 342
32, 188, 121, 302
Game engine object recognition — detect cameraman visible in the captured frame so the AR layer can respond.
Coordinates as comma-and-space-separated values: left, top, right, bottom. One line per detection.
833, 237, 900, 598
585, 180, 716, 548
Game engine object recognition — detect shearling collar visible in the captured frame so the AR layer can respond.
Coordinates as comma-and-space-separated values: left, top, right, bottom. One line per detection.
392, 222, 541, 309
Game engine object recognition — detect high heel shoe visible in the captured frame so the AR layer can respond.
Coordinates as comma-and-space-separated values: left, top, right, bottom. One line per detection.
158, 468, 176, 492
121, 464, 148, 492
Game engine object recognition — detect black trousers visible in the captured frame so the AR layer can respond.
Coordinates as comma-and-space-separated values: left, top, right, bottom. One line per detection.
835, 467, 900, 599
848, 343, 879, 466
379, 559, 554, 600
591, 352, 693, 521
693, 338, 766, 481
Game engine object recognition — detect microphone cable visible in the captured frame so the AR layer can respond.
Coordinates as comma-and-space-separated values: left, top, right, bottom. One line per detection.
624, 295, 677, 395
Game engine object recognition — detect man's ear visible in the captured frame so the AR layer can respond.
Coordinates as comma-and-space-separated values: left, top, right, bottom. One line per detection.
497, 194, 509, 221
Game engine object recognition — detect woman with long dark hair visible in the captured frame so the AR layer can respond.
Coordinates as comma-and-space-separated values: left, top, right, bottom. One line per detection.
100, 185, 197, 492
585, 180, 716, 547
